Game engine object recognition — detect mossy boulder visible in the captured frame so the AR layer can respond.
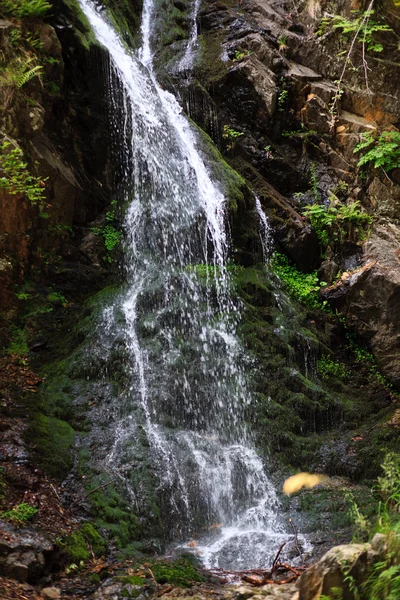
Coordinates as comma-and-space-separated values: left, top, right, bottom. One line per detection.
26, 414, 75, 480
61, 523, 107, 563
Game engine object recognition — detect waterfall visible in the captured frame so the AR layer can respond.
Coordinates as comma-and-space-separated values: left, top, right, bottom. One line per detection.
77, 0, 304, 570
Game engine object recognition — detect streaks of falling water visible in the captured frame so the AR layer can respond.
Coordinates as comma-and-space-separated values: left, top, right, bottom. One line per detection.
255, 196, 272, 262
176, 0, 202, 72
76, 0, 303, 568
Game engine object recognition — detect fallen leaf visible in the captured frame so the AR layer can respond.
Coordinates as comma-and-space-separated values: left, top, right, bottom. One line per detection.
282, 472, 328, 495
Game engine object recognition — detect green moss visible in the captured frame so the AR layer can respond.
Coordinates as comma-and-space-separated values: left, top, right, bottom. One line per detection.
80, 472, 141, 550
60, 0, 98, 49
191, 121, 247, 213
285, 485, 375, 534
26, 414, 75, 480
61, 523, 107, 563
7, 326, 29, 356
151, 557, 204, 587
1, 502, 38, 526
195, 31, 229, 85
120, 576, 145, 585
101, 0, 141, 48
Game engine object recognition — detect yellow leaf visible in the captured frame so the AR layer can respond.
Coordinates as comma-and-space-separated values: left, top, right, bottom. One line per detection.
282, 472, 328, 495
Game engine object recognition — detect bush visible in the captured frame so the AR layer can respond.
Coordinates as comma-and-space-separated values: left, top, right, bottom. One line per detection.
1, 0, 52, 19
317, 355, 349, 381
303, 201, 372, 248
354, 130, 400, 173
272, 252, 325, 309
0, 141, 47, 205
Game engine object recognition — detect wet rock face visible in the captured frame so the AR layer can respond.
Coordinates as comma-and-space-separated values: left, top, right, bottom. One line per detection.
0, 525, 54, 583
323, 228, 400, 386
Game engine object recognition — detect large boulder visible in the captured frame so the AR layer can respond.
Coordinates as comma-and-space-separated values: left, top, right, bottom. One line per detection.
299, 534, 387, 600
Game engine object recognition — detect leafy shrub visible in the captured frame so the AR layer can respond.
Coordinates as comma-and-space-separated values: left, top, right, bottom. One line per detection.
222, 125, 243, 150
317, 355, 349, 381
1, 0, 52, 18
362, 454, 400, 599
1, 502, 38, 525
318, 10, 392, 54
0, 141, 47, 205
272, 253, 326, 309
303, 201, 372, 248
354, 130, 400, 173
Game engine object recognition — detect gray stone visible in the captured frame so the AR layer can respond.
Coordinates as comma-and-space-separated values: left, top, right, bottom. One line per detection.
230, 55, 277, 117
287, 61, 322, 81
41, 587, 61, 599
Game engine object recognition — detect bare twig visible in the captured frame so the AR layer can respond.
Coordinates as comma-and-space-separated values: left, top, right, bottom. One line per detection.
289, 517, 304, 564
66, 481, 113, 512
272, 542, 286, 571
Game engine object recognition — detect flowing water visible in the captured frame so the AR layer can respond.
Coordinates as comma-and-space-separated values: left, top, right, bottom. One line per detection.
176, 0, 202, 72
78, 0, 306, 569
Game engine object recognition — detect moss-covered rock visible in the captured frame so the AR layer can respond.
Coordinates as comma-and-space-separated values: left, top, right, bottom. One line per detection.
61, 523, 107, 563
26, 414, 75, 480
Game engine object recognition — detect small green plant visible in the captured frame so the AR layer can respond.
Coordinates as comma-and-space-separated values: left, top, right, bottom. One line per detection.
91, 200, 122, 262
9, 27, 22, 46
347, 337, 399, 397
47, 291, 67, 306
317, 355, 349, 381
278, 34, 288, 53
222, 125, 244, 151
272, 252, 327, 309
354, 130, 400, 173
233, 49, 251, 61
331, 180, 349, 199
1, 57, 43, 88
45, 81, 60, 95
278, 89, 289, 111
0, 141, 47, 205
1, 0, 52, 18
1, 502, 38, 525
49, 223, 73, 234
16, 292, 31, 300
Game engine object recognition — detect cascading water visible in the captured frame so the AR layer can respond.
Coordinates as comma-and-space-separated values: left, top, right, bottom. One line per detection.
176, 0, 201, 72
78, 0, 307, 569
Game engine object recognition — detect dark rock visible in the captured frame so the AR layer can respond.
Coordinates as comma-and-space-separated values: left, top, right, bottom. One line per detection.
318, 259, 339, 285
323, 228, 400, 387
301, 94, 334, 135
0, 524, 54, 583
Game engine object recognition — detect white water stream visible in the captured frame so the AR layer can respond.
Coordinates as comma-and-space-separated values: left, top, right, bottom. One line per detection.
78, 0, 306, 569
